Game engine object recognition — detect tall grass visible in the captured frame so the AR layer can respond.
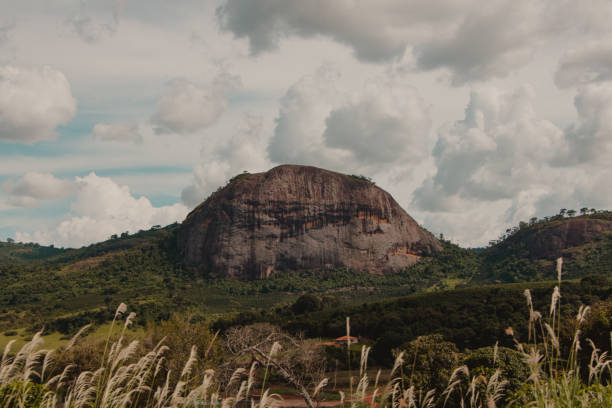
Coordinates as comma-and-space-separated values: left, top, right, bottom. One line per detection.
502, 258, 612, 407
0, 304, 280, 408
1, 257, 612, 407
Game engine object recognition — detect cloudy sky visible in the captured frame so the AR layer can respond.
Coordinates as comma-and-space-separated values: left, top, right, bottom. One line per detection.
1, 0, 612, 248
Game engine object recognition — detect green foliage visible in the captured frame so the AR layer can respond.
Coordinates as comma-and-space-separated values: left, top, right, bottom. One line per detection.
4, 211, 612, 345
480, 211, 612, 283
0, 241, 65, 265
291, 294, 323, 314
0, 306, 234, 408
227, 171, 250, 184
5, 211, 612, 406
464, 346, 528, 395
54, 334, 106, 373
0, 381, 47, 408
0, 238, 478, 333
215, 277, 612, 368
407, 240, 481, 286
579, 298, 612, 357
396, 334, 460, 393
348, 174, 375, 184
2, 276, 612, 407
146, 312, 222, 384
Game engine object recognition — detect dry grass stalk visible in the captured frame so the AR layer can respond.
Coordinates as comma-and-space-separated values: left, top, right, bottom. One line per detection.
2, 277, 612, 408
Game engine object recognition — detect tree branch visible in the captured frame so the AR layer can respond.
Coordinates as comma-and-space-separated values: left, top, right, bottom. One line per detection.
250, 346, 316, 408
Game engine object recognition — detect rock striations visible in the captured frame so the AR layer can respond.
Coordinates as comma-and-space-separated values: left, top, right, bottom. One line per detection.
178, 165, 441, 279
519, 218, 612, 259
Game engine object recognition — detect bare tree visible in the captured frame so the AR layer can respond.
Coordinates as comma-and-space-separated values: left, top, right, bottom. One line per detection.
224, 323, 327, 408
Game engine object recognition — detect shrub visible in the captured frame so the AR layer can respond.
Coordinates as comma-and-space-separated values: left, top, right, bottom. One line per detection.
2, 259, 612, 408
292, 294, 323, 315
464, 345, 528, 395
0, 381, 47, 408
145, 312, 221, 385
395, 334, 461, 394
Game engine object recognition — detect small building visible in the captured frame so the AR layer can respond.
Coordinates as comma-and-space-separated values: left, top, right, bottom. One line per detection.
335, 335, 359, 345
315, 341, 339, 348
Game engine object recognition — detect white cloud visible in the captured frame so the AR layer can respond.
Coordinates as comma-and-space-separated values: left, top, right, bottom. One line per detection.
411, 83, 612, 246
267, 66, 345, 168
151, 72, 241, 135
216, 0, 578, 84
92, 122, 142, 143
420, 199, 511, 246
217, 0, 416, 61
414, 1, 547, 85
16, 173, 189, 248
555, 42, 612, 88
66, 0, 123, 43
414, 85, 563, 208
268, 66, 432, 171
324, 81, 431, 164
0, 65, 77, 143
555, 82, 612, 165
181, 115, 271, 206
3, 172, 76, 207
5, 0, 612, 249
67, 14, 116, 43
411, 86, 564, 244
181, 162, 231, 207
0, 22, 13, 46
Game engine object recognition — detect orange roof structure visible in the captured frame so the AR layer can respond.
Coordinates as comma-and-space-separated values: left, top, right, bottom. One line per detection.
335, 336, 359, 341
315, 341, 339, 347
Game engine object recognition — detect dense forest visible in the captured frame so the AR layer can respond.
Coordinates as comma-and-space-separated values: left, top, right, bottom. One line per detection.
2, 211, 612, 335
3, 212, 612, 406
214, 275, 612, 363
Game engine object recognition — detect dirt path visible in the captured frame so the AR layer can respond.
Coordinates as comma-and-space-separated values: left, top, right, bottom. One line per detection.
276, 399, 341, 408
271, 394, 375, 408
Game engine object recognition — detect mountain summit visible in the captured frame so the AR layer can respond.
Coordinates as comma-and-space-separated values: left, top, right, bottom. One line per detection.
178, 165, 441, 279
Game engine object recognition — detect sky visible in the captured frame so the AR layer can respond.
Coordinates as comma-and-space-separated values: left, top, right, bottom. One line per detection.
1, 0, 612, 248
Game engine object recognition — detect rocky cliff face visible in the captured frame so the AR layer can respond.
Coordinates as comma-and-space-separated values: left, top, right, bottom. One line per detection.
178, 165, 441, 279
525, 218, 612, 259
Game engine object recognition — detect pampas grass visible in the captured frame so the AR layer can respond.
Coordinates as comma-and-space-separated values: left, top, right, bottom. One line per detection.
2, 257, 612, 408
0, 308, 280, 408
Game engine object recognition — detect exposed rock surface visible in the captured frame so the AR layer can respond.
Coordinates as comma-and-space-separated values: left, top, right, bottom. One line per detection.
178, 165, 441, 279
524, 218, 612, 259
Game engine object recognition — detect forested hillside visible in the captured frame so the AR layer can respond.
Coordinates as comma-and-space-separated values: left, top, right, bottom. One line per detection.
214, 275, 612, 363
2, 211, 612, 334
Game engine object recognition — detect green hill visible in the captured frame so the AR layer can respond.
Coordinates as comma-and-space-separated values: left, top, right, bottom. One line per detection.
214, 276, 612, 363
2, 211, 612, 335
0, 225, 439, 333
0, 241, 66, 264
478, 211, 612, 282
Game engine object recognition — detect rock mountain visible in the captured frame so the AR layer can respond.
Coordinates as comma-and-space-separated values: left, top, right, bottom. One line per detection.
494, 216, 612, 260
178, 165, 441, 279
